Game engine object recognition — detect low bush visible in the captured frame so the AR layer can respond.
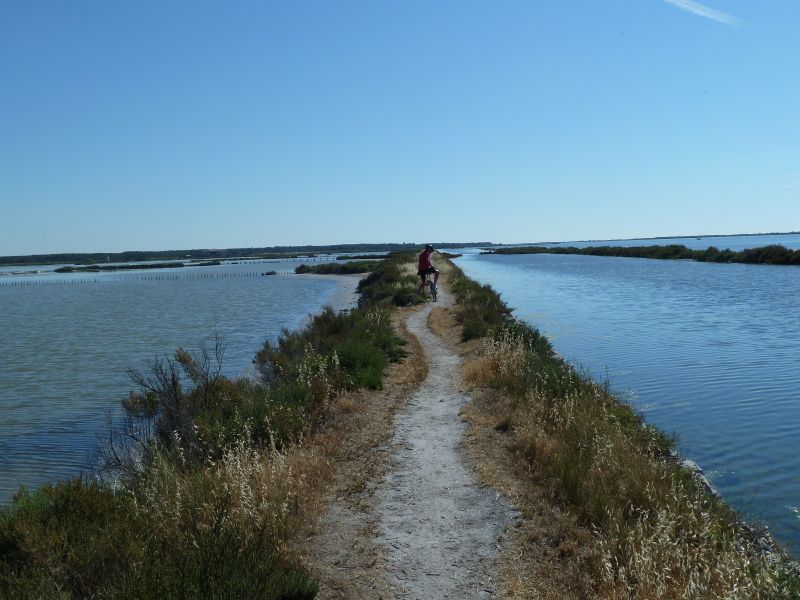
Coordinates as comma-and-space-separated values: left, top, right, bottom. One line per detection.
448, 264, 512, 340
357, 252, 425, 307
0, 469, 319, 599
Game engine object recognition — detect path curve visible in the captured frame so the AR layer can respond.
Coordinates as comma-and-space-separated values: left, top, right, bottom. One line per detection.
376, 290, 515, 598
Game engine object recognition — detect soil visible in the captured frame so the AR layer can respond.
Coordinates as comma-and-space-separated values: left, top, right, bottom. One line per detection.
295, 308, 425, 599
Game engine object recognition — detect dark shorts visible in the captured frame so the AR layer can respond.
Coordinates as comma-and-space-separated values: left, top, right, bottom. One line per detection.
418, 267, 437, 282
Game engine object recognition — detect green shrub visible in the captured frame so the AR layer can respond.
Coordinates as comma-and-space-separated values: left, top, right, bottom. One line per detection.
357, 252, 424, 307
337, 337, 389, 389
0, 481, 143, 597
449, 265, 512, 341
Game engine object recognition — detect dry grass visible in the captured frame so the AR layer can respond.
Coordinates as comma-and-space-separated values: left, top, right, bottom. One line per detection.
398, 260, 419, 278
428, 305, 482, 357
135, 427, 331, 553
463, 325, 799, 599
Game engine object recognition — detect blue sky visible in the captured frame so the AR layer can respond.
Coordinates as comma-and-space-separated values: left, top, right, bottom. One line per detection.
1, 1, 798, 254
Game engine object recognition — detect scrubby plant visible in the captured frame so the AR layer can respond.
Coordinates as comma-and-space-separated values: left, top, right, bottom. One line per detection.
448, 265, 512, 340
357, 252, 425, 307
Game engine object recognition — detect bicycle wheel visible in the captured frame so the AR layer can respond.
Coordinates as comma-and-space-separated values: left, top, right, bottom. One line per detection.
429, 280, 437, 302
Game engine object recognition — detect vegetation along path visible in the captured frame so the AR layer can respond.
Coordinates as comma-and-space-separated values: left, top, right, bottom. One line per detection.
375, 288, 515, 598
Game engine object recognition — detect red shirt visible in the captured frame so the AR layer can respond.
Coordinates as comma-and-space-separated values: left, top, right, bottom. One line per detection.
418, 250, 433, 271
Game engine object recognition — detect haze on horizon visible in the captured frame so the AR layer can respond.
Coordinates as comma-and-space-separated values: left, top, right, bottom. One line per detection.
2, 1, 798, 256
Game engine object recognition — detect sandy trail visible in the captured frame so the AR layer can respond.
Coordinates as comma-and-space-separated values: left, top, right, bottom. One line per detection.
376, 289, 515, 598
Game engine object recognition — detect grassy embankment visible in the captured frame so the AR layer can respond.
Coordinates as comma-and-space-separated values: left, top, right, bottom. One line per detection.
0, 254, 423, 598
447, 261, 800, 598
488, 243, 800, 265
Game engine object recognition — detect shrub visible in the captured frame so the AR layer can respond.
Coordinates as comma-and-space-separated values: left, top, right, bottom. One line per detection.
449, 265, 512, 340
0, 481, 143, 597
357, 252, 424, 307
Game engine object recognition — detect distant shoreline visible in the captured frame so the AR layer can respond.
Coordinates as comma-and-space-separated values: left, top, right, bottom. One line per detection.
519, 230, 800, 247
484, 243, 800, 266
5, 233, 800, 268
0, 243, 494, 268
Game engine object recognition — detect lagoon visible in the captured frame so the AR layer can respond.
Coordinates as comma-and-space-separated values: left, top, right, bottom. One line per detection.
0, 258, 358, 501
532, 232, 800, 251
455, 234, 800, 554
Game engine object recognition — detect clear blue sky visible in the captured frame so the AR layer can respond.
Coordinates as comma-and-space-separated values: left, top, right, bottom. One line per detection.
1, 1, 798, 255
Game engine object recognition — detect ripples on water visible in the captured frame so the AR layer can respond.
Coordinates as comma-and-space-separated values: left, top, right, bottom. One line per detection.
0, 260, 357, 501
456, 242, 800, 554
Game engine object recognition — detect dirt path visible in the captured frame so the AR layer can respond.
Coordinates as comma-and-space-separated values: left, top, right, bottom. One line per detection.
296, 310, 425, 600
375, 289, 516, 598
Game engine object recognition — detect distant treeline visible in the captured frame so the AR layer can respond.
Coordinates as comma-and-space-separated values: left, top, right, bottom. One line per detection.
1, 243, 493, 267
486, 244, 800, 266
295, 261, 381, 275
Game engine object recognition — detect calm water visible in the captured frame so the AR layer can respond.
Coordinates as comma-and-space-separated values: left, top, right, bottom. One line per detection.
455, 234, 800, 554
530, 232, 800, 251
0, 259, 358, 501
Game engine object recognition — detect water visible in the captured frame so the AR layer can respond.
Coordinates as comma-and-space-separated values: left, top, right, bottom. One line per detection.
455, 234, 800, 554
0, 258, 358, 501
529, 232, 800, 251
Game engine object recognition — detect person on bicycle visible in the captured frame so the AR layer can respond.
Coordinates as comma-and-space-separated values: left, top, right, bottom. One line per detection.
418, 244, 439, 295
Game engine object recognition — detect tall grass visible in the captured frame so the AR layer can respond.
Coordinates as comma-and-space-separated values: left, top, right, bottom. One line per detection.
451, 263, 799, 598
1, 257, 409, 598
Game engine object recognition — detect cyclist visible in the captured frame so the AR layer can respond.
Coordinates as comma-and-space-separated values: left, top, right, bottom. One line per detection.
418, 244, 439, 296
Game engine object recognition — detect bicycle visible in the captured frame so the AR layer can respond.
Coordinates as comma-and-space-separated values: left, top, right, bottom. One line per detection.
423, 272, 438, 302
